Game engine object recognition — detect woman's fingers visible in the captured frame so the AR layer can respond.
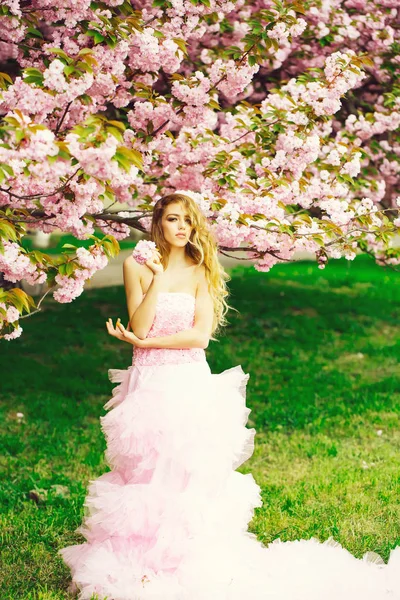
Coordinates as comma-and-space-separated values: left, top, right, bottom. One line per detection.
116, 321, 140, 346
116, 321, 126, 334
145, 251, 164, 274
117, 321, 131, 339
106, 318, 116, 334
106, 318, 123, 339
106, 319, 144, 348
115, 318, 125, 334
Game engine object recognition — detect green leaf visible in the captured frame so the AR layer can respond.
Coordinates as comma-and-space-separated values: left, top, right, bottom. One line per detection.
9, 288, 34, 312
47, 48, 70, 62
248, 55, 257, 67
153, 30, 165, 39
108, 120, 126, 132
115, 146, 143, 169
0, 72, 12, 84
313, 236, 325, 246
0, 220, 17, 241
1, 163, 14, 176
65, 262, 76, 276
63, 65, 76, 77
27, 27, 43, 39
106, 127, 124, 142
78, 93, 93, 106
87, 30, 105, 44
207, 99, 221, 111
75, 61, 93, 74
172, 37, 188, 57
23, 68, 44, 86
78, 48, 95, 56
101, 235, 120, 258
114, 155, 131, 172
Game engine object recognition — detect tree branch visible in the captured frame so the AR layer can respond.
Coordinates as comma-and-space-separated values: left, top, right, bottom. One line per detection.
55, 101, 72, 135
0, 168, 80, 201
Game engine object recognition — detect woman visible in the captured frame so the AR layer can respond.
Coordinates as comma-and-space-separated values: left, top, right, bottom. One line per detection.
60, 193, 397, 599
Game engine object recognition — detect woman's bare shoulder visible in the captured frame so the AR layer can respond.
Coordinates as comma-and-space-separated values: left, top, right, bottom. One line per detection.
123, 254, 153, 274
123, 253, 139, 269
123, 255, 153, 287
123, 254, 142, 277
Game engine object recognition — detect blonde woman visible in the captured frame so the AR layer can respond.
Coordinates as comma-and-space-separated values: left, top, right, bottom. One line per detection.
60, 193, 396, 599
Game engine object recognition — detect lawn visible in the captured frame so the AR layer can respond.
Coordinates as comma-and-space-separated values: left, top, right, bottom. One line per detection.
21, 230, 138, 255
1, 255, 399, 599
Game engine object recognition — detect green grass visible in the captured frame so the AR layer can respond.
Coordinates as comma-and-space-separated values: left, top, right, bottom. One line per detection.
1, 255, 400, 599
21, 230, 137, 255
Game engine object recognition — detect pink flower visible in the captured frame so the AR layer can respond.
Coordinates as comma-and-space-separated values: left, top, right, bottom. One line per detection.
43, 59, 68, 93
6, 306, 20, 323
4, 325, 23, 341
132, 240, 157, 265
0, 302, 20, 323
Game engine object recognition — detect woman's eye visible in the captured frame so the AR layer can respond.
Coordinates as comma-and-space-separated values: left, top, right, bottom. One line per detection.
167, 217, 191, 224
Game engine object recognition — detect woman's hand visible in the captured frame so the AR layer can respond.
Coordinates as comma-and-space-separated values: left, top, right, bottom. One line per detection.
106, 318, 147, 347
145, 249, 164, 275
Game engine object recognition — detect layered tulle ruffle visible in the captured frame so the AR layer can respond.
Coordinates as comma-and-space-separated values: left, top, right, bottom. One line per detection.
60, 361, 400, 600
60, 362, 264, 599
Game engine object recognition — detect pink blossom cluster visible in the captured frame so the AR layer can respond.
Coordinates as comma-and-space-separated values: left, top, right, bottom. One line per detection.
42, 59, 69, 93
1, 79, 58, 122
0, 298, 22, 340
53, 246, 108, 303
66, 134, 122, 180
172, 74, 211, 107
345, 108, 400, 142
0, 302, 19, 323
2, 325, 23, 341
0, 241, 47, 285
128, 30, 177, 74
0, 0, 400, 334
127, 101, 175, 134
132, 240, 157, 265
268, 18, 307, 41
277, 53, 366, 117
209, 59, 259, 102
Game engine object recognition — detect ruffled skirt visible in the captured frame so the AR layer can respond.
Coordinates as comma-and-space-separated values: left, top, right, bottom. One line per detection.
60, 361, 400, 599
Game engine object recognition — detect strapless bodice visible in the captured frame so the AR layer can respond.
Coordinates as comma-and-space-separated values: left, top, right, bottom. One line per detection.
132, 292, 206, 367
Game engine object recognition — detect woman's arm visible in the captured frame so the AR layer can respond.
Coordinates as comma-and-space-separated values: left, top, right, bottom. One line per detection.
141, 268, 214, 350
122, 255, 166, 339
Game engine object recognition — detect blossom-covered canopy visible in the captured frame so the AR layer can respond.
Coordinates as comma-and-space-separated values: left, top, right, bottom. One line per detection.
0, 0, 399, 338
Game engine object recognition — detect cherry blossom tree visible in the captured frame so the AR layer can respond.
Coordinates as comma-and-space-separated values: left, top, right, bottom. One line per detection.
0, 0, 399, 339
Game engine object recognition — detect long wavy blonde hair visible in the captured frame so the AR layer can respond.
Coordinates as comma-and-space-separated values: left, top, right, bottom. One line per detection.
150, 193, 231, 336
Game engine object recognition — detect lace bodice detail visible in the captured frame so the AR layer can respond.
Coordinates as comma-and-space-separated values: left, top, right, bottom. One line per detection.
132, 292, 206, 367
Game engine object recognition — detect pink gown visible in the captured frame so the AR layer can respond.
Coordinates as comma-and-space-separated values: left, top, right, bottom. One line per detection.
60, 292, 399, 599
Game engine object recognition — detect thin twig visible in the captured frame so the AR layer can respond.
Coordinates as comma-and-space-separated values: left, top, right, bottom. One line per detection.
19, 286, 52, 320
55, 101, 72, 135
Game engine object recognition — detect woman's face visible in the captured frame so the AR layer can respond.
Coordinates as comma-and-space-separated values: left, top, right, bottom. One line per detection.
161, 202, 193, 248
